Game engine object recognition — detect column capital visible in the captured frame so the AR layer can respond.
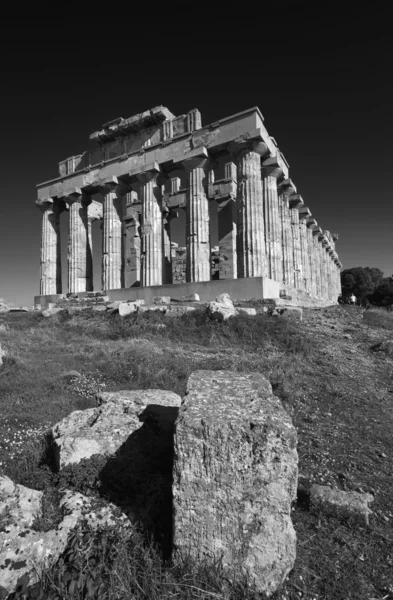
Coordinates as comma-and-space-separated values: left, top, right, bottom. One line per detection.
299, 206, 311, 220
289, 193, 304, 209
333, 232, 339, 241
63, 188, 92, 207
306, 217, 319, 231
228, 137, 268, 158
135, 161, 161, 184
36, 197, 65, 214
180, 147, 209, 172
278, 178, 297, 197
261, 156, 283, 179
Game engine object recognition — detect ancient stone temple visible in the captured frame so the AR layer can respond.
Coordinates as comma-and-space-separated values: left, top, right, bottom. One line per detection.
35, 106, 342, 306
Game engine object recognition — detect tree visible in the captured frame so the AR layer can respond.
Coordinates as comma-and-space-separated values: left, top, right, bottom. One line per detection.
340, 267, 384, 300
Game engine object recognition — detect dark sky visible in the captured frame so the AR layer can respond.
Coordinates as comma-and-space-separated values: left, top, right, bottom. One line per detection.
0, 2, 391, 306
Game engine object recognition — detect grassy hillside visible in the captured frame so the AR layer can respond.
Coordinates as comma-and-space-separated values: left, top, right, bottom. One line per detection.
0, 306, 392, 599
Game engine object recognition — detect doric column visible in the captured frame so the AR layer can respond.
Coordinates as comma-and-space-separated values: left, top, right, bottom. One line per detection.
232, 140, 268, 278
319, 233, 328, 300
262, 157, 283, 282
299, 207, 311, 293
137, 164, 163, 287
36, 198, 63, 295
217, 197, 237, 279
308, 220, 321, 297
64, 189, 92, 294
327, 248, 335, 301
123, 190, 141, 288
278, 179, 296, 287
86, 201, 103, 291
289, 194, 304, 289
183, 153, 211, 282
163, 209, 178, 284
100, 176, 125, 291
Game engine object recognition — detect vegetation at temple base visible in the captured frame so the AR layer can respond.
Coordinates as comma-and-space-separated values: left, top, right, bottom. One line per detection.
341, 266, 393, 307
1, 306, 393, 599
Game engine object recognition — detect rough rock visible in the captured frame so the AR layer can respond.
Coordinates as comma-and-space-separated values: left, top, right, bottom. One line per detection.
41, 307, 64, 317
153, 296, 171, 305
216, 292, 232, 305
92, 304, 107, 312
9, 307, 29, 312
67, 306, 90, 314
138, 305, 167, 313
207, 300, 237, 322
0, 303, 10, 313
173, 370, 298, 597
52, 389, 181, 469
0, 476, 129, 596
180, 293, 200, 302
166, 306, 196, 317
106, 301, 122, 311
0, 342, 5, 366
236, 307, 257, 316
118, 301, 138, 316
278, 306, 303, 321
310, 484, 374, 526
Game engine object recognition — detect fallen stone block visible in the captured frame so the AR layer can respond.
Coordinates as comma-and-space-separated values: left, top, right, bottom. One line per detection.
0, 303, 11, 313
138, 305, 167, 313
180, 293, 200, 302
42, 307, 64, 317
236, 307, 257, 316
278, 307, 303, 321
0, 476, 129, 597
173, 370, 298, 597
207, 301, 236, 322
153, 296, 171, 305
216, 292, 232, 305
67, 306, 91, 315
52, 389, 181, 469
310, 484, 374, 526
9, 307, 29, 312
92, 305, 107, 312
118, 301, 138, 316
107, 301, 121, 311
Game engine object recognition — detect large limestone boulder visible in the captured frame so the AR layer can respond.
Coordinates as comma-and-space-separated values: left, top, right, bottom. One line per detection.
51, 389, 181, 469
0, 302, 10, 313
0, 476, 129, 597
173, 370, 298, 597
207, 293, 237, 322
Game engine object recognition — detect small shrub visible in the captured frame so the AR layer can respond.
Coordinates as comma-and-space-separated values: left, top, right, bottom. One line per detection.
56, 455, 108, 496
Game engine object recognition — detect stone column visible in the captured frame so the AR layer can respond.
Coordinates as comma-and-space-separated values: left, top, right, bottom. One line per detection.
36, 198, 63, 296
163, 209, 178, 284
328, 248, 335, 301
319, 234, 328, 300
310, 224, 321, 297
123, 191, 142, 288
233, 140, 268, 278
64, 189, 92, 294
100, 177, 125, 291
137, 164, 163, 287
262, 157, 283, 282
86, 201, 103, 292
278, 179, 296, 288
183, 155, 211, 282
289, 194, 303, 290
217, 197, 237, 279
299, 207, 311, 293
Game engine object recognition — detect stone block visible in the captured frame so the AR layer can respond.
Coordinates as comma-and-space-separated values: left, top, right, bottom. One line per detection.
165, 306, 196, 317
180, 293, 200, 302
207, 301, 236, 322
236, 307, 257, 316
153, 296, 171, 305
173, 370, 298, 597
93, 305, 107, 312
216, 292, 232, 305
42, 307, 64, 317
118, 302, 138, 317
0, 303, 10, 313
138, 305, 167, 313
310, 484, 374, 526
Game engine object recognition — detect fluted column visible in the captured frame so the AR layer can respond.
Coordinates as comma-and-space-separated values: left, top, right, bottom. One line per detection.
262, 157, 283, 282
217, 197, 237, 279
86, 201, 103, 291
299, 207, 311, 293
100, 177, 124, 291
289, 194, 303, 289
233, 140, 268, 278
278, 179, 296, 287
184, 155, 211, 282
64, 190, 91, 293
36, 198, 63, 295
163, 209, 178, 284
306, 222, 315, 296
123, 191, 142, 288
319, 234, 328, 299
137, 165, 163, 287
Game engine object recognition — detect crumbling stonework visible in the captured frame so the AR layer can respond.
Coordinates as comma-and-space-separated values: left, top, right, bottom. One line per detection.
173, 370, 298, 596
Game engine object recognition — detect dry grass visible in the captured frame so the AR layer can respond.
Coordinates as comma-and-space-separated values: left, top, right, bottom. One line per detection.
1, 305, 393, 599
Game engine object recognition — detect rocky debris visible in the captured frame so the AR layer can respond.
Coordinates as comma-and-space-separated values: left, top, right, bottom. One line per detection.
0, 302, 11, 313
166, 306, 196, 317
42, 307, 64, 318
153, 296, 171, 305
236, 307, 257, 316
0, 476, 129, 596
277, 306, 303, 321
138, 305, 167, 313
370, 340, 393, 357
106, 300, 122, 311
0, 324, 7, 332
207, 293, 237, 322
92, 305, 107, 312
51, 389, 181, 469
310, 484, 374, 526
0, 342, 6, 366
173, 370, 298, 597
180, 293, 200, 302
118, 301, 138, 316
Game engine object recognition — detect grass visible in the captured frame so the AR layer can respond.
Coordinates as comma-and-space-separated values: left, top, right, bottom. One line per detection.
1, 305, 393, 599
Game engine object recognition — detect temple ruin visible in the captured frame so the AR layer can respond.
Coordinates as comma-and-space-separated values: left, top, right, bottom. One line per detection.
35, 106, 342, 306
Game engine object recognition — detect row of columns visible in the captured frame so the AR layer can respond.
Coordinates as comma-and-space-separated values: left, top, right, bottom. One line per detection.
37, 141, 342, 301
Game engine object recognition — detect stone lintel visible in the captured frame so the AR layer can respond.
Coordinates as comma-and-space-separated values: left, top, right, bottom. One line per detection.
208, 180, 237, 202
163, 191, 187, 209
90, 106, 176, 143
289, 194, 304, 209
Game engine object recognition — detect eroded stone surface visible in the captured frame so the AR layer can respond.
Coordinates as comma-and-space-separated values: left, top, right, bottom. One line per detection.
52, 389, 181, 469
278, 306, 303, 321
118, 301, 138, 316
153, 296, 171, 305
0, 342, 5, 366
0, 303, 10, 313
0, 476, 129, 596
173, 370, 298, 596
42, 307, 64, 317
310, 484, 374, 526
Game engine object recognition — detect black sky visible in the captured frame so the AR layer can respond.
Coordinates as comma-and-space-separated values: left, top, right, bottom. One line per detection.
0, 2, 391, 305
